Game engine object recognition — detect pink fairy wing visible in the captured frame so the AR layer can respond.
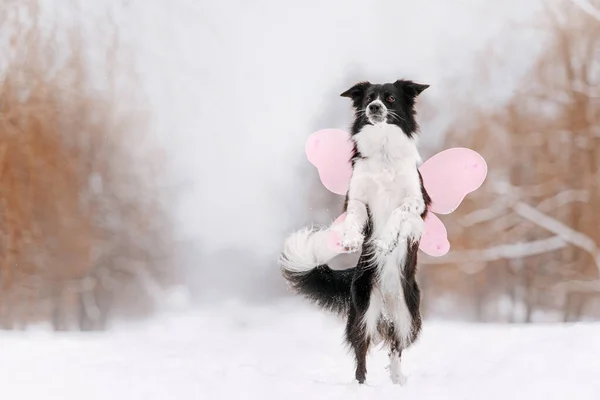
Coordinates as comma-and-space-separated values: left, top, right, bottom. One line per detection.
305, 129, 353, 195
320, 212, 355, 254
419, 213, 450, 256
418, 148, 487, 215
328, 212, 347, 253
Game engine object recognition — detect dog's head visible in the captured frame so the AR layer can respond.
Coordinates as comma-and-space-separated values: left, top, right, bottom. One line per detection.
340, 80, 429, 137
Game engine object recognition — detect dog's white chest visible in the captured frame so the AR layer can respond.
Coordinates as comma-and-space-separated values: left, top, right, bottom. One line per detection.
368, 159, 418, 235
353, 124, 422, 232
367, 158, 414, 192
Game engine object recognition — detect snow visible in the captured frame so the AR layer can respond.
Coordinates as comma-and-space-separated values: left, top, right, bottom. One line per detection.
2, 300, 599, 400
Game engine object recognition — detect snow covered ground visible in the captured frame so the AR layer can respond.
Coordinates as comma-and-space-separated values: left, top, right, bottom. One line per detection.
1, 300, 599, 400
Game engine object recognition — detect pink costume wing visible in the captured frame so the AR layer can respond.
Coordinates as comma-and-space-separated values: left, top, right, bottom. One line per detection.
417, 147, 487, 257
420, 213, 450, 257
305, 129, 354, 253
327, 212, 348, 253
418, 147, 488, 215
305, 129, 354, 195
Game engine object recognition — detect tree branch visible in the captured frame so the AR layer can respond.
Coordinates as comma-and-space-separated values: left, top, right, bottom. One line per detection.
421, 236, 567, 265
513, 201, 600, 272
570, 0, 600, 22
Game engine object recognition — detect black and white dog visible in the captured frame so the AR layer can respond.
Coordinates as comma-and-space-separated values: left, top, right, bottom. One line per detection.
279, 79, 431, 385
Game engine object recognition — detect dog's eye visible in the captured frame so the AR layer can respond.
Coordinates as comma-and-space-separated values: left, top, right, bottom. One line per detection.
365, 95, 373, 102
386, 96, 395, 103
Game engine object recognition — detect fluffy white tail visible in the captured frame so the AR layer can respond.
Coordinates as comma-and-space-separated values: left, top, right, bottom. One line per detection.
279, 226, 354, 315
278, 227, 340, 272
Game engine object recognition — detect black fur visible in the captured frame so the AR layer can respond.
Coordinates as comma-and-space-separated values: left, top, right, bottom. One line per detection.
280, 264, 354, 315
281, 79, 430, 384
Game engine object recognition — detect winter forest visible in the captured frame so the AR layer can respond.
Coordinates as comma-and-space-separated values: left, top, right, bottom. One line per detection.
0, 0, 599, 398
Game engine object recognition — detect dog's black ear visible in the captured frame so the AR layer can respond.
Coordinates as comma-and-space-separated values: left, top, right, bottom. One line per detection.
340, 81, 370, 99
394, 80, 430, 97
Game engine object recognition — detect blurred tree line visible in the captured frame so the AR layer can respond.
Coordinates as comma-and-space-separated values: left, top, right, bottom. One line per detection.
0, 0, 178, 331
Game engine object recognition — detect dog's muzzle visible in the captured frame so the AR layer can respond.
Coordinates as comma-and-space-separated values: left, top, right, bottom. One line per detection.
366, 100, 386, 124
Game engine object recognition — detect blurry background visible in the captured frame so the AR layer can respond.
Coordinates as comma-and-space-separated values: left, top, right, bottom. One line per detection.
0, 0, 598, 331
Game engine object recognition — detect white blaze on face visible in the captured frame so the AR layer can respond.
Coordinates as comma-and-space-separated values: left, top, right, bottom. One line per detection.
366, 98, 387, 124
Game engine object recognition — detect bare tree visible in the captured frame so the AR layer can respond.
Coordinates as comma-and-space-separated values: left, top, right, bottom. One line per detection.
0, 0, 179, 330
418, 0, 600, 322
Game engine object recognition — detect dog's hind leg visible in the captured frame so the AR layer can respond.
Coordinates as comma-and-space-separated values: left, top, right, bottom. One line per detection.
345, 273, 375, 384
381, 321, 407, 386
388, 340, 407, 385
345, 307, 370, 384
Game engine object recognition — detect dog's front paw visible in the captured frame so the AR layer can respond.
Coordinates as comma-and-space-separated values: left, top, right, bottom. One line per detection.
398, 213, 424, 243
374, 228, 400, 255
399, 197, 425, 215
374, 239, 393, 255
340, 226, 364, 253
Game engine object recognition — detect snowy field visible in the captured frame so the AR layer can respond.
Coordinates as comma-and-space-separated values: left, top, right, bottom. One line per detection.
1, 300, 599, 400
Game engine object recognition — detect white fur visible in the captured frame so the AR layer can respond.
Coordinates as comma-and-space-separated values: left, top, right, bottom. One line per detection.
362, 290, 383, 344
279, 227, 340, 272
340, 199, 367, 251
343, 122, 424, 347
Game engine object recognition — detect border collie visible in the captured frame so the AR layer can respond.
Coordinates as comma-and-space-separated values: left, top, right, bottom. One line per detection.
279, 79, 431, 385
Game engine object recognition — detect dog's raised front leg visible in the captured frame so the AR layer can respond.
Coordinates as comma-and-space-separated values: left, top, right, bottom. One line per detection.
339, 200, 367, 252
339, 167, 370, 252
375, 197, 425, 254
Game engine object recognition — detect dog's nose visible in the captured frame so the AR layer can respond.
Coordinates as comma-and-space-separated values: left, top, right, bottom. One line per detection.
368, 103, 382, 113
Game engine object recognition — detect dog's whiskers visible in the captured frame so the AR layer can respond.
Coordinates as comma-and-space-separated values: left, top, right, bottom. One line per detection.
386, 110, 404, 123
